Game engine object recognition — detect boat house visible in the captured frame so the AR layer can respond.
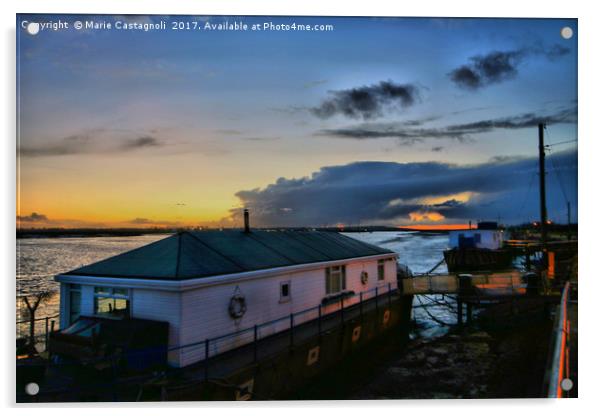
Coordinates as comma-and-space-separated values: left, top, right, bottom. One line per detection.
448, 221, 506, 250
54, 229, 398, 368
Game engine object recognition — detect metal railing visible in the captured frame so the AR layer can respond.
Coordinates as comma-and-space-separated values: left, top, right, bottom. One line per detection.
170, 282, 397, 367
547, 281, 571, 398
16, 314, 60, 352
17, 283, 398, 368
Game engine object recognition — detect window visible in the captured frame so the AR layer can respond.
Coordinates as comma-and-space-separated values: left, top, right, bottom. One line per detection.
325, 265, 346, 294
68, 284, 82, 324
378, 260, 385, 281
280, 281, 291, 302
94, 287, 130, 318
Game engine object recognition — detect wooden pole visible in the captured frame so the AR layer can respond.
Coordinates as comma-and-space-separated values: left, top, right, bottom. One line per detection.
538, 123, 548, 246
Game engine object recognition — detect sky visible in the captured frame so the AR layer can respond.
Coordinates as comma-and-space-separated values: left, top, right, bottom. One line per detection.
16, 15, 578, 228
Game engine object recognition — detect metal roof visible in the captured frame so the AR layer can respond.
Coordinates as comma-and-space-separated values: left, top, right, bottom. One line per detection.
64, 230, 395, 280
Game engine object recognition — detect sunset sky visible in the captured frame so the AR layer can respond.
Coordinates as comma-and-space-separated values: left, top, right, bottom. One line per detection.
17, 15, 578, 228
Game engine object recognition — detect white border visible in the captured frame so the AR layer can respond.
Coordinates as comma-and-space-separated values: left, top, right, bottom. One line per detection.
3, 1, 600, 415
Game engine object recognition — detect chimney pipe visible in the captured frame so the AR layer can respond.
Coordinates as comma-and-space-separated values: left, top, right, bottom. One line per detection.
243, 208, 250, 233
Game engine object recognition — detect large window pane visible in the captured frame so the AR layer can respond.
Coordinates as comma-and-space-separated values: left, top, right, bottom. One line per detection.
69, 289, 81, 324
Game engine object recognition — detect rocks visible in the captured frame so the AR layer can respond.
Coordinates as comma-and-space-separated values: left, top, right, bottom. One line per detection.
350, 329, 498, 400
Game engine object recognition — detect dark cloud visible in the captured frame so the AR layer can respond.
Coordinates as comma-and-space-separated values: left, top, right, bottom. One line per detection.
449, 44, 571, 90
19, 134, 93, 157
120, 136, 163, 150
17, 212, 49, 222
128, 218, 179, 226
431, 146, 444, 152
20, 133, 164, 157
242, 137, 280, 141
311, 81, 420, 120
230, 149, 576, 227
317, 106, 576, 144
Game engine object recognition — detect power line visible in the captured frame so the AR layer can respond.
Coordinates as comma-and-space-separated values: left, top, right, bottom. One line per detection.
546, 139, 577, 147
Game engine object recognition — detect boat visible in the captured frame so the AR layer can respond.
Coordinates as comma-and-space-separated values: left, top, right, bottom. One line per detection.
443, 221, 513, 272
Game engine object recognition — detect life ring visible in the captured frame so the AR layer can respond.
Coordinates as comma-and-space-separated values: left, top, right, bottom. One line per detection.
229, 294, 247, 319
360, 271, 369, 285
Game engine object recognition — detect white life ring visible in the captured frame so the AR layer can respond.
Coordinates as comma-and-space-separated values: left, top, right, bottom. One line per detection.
229, 294, 247, 319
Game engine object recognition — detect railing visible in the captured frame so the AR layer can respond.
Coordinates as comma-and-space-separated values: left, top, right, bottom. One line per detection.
16, 314, 59, 353
17, 283, 399, 368
547, 281, 571, 398
401, 271, 525, 295
170, 282, 397, 367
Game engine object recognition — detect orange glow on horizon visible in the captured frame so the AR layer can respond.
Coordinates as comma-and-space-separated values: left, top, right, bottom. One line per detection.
400, 224, 473, 231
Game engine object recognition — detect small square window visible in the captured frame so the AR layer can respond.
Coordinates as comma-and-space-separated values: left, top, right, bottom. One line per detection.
280, 281, 291, 302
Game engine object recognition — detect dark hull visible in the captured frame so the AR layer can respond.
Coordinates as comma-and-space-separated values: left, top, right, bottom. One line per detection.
444, 248, 513, 272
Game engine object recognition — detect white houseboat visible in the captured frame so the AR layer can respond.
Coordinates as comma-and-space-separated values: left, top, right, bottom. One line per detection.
444, 222, 512, 272
53, 226, 399, 368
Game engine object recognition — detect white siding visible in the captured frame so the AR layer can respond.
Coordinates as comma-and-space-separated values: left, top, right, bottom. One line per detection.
132, 289, 181, 366
57, 255, 399, 368
177, 256, 398, 367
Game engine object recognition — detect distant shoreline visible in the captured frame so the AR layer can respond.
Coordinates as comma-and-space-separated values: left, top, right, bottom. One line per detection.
16, 226, 451, 239
18, 224, 573, 239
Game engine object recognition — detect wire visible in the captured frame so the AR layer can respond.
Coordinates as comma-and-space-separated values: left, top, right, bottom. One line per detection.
546, 139, 577, 147
544, 129, 572, 207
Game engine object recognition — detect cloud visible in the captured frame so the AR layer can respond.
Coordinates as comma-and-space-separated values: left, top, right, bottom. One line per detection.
229, 149, 576, 227
120, 136, 163, 150
317, 106, 576, 144
449, 44, 571, 90
17, 212, 49, 222
431, 146, 444, 152
127, 218, 180, 226
19, 134, 93, 157
19, 132, 165, 157
311, 81, 420, 120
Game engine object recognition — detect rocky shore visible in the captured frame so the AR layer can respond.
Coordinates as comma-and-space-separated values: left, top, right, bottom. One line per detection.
349, 318, 552, 399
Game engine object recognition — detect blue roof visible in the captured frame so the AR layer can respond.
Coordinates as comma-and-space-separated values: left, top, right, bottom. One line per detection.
64, 230, 395, 280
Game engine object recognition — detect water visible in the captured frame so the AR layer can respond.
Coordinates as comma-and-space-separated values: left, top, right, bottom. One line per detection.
345, 231, 455, 338
16, 231, 453, 338
16, 234, 169, 334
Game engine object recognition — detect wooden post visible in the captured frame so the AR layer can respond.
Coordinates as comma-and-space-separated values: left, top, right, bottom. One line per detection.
457, 300, 463, 326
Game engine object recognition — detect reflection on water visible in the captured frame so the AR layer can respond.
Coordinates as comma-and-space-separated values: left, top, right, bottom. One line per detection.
17, 231, 454, 339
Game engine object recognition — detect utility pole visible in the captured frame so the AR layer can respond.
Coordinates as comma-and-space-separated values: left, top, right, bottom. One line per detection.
538, 123, 548, 245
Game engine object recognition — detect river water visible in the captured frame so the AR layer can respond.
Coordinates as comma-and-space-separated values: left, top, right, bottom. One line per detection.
16, 231, 452, 338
